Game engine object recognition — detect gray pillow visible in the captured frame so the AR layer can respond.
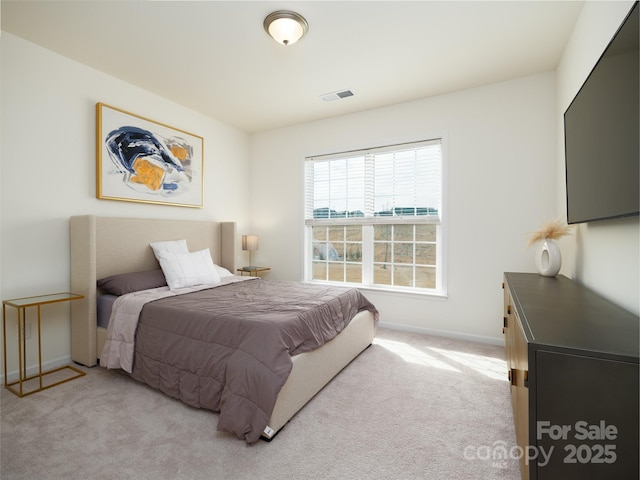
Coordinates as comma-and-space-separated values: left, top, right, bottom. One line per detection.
97, 269, 167, 296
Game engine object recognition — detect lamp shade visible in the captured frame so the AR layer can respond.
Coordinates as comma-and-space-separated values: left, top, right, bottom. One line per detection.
242, 234, 259, 251
264, 11, 308, 46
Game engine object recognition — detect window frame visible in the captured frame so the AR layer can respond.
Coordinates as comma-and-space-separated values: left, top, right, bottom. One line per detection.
303, 138, 447, 297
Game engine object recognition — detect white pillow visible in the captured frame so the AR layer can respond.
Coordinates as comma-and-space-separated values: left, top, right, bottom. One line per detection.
156, 248, 221, 290
149, 239, 189, 260
215, 265, 233, 278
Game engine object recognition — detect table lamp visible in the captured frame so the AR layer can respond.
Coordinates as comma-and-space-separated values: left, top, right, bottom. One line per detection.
242, 234, 259, 269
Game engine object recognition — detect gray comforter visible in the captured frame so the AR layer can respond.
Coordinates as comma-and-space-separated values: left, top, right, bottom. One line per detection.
130, 279, 378, 443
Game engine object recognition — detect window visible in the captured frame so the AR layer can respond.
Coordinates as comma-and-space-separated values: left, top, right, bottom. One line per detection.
304, 139, 444, 294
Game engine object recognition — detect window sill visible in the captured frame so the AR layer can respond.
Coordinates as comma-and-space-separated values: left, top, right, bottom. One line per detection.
358, 285, 448, 300
305, 280, 448, 300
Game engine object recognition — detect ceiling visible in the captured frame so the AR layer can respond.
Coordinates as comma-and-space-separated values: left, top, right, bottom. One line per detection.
2, 1, 584, 133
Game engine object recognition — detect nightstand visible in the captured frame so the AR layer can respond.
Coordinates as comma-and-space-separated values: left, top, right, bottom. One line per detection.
237, 267, 271, 277
3, 292, 86, 397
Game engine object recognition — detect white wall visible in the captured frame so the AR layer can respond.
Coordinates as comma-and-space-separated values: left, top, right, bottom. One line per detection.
556, 0, 639, 316
4, 0, 636, 377
0, 33, 251, 373
250, 72, 558, 343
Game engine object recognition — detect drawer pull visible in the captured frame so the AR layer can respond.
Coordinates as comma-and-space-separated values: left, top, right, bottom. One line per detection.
508, 368, 529, 388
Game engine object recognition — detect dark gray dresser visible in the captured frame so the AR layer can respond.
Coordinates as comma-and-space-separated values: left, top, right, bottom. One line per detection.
503, 272, 639, 480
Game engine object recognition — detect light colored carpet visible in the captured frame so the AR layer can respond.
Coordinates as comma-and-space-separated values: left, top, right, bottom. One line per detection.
1, 328, 520, 479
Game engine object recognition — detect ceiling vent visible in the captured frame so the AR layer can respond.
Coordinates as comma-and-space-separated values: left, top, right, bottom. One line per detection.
320, 89, 354, 102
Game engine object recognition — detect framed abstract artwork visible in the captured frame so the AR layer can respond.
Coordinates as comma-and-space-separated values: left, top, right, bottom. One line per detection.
96, 103, 204, 208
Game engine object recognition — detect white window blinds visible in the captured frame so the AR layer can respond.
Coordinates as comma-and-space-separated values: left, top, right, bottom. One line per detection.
305, 139, 442, 225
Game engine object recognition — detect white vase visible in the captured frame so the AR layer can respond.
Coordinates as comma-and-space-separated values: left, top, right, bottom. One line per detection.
536, 238, 562, 277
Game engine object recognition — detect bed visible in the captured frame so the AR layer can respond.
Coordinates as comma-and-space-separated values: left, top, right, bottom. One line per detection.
69, 215, 378, 443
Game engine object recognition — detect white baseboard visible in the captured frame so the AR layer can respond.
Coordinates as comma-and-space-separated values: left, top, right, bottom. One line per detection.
378, 321, 504, 346
1, 328, 502, 383
1, 355, 73, 384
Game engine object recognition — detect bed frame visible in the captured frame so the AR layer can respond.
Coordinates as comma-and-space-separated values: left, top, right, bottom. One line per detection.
69, 215, 375, 439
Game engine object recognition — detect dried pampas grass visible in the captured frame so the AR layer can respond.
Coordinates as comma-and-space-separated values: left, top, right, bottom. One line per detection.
527, 218, 572, 247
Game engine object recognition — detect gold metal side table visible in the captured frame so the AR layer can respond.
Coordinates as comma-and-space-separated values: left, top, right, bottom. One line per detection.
237, 267, 271, 277
3, 292, 86, 397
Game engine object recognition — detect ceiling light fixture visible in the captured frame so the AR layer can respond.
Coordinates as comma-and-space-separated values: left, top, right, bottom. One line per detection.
263, 10, 309, 46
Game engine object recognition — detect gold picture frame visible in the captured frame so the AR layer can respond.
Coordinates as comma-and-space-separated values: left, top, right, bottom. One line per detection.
96, 103, 204, 208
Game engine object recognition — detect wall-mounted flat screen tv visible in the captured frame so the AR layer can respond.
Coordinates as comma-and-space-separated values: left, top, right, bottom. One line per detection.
564, 1, 639, 224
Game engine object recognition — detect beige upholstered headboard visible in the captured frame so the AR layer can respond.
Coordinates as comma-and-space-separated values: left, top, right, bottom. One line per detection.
70, 215, 237, 367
